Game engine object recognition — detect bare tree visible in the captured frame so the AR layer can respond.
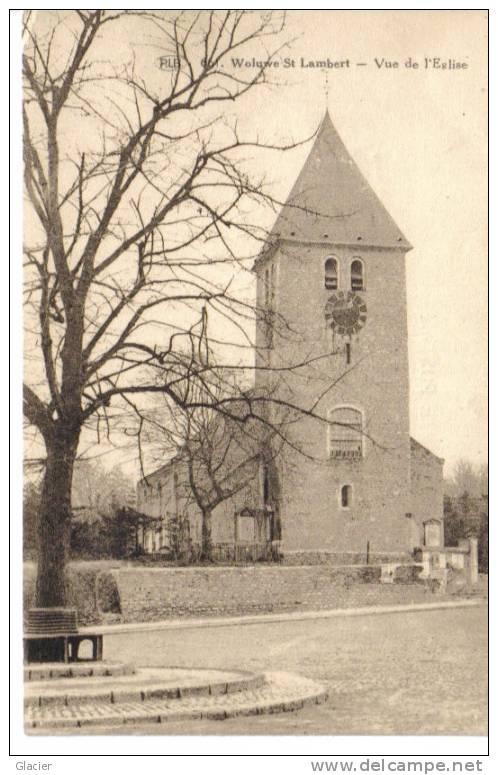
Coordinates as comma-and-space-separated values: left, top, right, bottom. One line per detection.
22, 10, 292, 605
22, 10, 352, 605
71, 461, 135, 521
446, 460, 489, 498
150, 365, 284, 561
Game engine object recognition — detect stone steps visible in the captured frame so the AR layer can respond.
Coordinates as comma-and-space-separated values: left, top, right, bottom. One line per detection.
25, 667, 265, 708
24, 661, 135, 682
25, 669, 328, 731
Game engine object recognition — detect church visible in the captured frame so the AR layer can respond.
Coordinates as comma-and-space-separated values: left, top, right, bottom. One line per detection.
137, 112, 445, 563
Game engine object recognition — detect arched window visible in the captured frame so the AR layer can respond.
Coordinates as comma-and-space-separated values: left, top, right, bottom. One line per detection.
324, 257, 338, 290
328, 406, 363, 459
351, 258, 364, 291
341, 484, 352, 508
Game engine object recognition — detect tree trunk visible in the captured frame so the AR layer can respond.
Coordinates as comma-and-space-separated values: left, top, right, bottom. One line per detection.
35, 428, 79, 607
200, 508, 213, 562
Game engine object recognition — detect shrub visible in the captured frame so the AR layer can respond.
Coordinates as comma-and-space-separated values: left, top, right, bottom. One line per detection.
394, 565, 423, 584
96, 571, 121, 614
24, 562, 104, 626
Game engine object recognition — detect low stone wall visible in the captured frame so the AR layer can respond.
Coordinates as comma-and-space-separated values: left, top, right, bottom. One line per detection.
24, 561, 432, 627
112, 564, 385, 623
281, 551, 412, 566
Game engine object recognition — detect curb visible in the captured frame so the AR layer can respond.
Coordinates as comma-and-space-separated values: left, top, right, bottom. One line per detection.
81, 598, 484, 636
24, 661, 135, 682
28, 688, 329, 730
25, 672, 329, 730
25, 670, 266, 709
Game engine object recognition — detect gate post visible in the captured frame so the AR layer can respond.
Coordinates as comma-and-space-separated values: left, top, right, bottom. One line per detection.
469, 537, 479, 585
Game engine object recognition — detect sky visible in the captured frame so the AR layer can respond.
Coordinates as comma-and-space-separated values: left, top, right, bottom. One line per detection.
23, 10, 488, 479
211, 9, 488, 473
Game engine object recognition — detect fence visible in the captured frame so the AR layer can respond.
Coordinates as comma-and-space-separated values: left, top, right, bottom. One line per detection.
211, 542, 276, 563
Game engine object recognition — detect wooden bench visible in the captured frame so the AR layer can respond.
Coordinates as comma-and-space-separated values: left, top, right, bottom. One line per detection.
23, 608, 104, 664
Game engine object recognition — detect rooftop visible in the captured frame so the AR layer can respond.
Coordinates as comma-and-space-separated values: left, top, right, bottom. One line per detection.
269, 111, 411, 251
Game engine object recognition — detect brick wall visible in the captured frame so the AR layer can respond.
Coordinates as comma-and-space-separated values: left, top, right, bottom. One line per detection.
112, 564, 383, 622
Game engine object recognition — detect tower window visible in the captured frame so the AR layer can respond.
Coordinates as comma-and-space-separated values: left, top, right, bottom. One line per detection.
263, 265, 274, 349
351, 259, 364, 291
341, 484, 352, 508
264, 263, 277, 310
328, 406, 363, 459
324, 257, 338, 290
267, 320, 274, 350
345, 343, 351, 364
262, 464, 270, 504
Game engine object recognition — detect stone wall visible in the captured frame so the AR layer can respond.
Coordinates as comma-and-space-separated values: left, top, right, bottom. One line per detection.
281, 550, 412, 566
25, 561, 435, 628
112, 564, 385, 622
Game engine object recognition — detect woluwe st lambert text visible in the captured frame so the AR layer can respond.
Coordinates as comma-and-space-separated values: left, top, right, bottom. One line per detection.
225, 56, 468, 70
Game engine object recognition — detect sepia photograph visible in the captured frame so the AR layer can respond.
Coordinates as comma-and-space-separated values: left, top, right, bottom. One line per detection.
13, 7, 488, 757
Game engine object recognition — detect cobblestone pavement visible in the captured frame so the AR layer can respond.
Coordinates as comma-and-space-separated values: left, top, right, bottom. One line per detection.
97, 604, 487, 736
26, 672, 327, 730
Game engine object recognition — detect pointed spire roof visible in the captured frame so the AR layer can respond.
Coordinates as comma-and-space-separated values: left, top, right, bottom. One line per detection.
270, 112, 411, 250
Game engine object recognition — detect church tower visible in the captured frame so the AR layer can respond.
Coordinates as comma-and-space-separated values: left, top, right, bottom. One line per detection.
254, 112, 415, 559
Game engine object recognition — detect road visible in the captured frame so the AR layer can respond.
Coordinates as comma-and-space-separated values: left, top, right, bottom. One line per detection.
101, 604, 487, 735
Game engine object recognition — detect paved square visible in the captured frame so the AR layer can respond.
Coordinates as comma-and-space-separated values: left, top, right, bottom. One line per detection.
94, 605, 487, 735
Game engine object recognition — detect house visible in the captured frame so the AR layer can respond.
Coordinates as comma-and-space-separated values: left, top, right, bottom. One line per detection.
137, 111, 445, 562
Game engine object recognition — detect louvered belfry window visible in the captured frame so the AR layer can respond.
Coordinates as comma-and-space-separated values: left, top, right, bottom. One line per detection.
351, 259, 364, 291
324, 257, 338, 290
328, 407, 363, 459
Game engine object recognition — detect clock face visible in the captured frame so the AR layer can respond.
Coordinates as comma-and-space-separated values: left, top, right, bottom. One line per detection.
325, 291, 367, 335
